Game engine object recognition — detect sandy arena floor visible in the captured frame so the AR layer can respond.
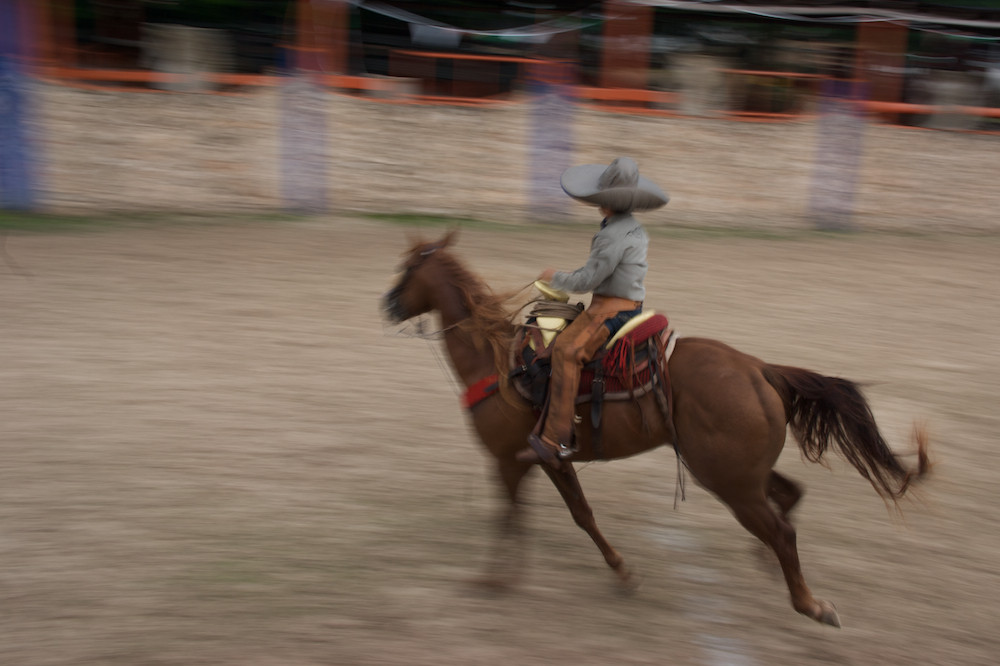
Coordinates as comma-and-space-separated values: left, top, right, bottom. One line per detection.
2, 215, 998, 665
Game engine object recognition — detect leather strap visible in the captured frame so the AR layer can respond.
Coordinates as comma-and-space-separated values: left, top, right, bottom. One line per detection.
590, 366, 606, 458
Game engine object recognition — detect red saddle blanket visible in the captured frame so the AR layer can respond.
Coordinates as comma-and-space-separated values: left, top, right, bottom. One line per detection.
582, 313, 671, 397
509, 313, 672, 408
464, 314, 673, 411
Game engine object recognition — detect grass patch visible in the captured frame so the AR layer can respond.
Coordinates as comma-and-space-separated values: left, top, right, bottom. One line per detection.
0, 211, 322, 234
0, 211, 118, 233
363, 212, 942, 242
5, 209, 994, 242
361, 212, 527, 233
649, 222, 1000, 242
0, 210, 523, 235
648, 224, 870, 242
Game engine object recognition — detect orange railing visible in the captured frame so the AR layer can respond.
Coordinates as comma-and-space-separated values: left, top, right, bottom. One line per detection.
33, 65, 1000, 130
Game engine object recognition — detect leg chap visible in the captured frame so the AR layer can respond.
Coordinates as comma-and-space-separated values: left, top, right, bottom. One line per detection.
542, 310, 611, 446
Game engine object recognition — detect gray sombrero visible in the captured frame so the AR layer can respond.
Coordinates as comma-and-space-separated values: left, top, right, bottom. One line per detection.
560, 156, 669, 212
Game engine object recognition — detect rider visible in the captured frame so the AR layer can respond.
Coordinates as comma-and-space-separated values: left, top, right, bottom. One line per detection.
517, 157, 669, 470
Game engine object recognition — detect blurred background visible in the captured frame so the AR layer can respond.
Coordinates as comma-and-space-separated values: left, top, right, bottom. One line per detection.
3, 4, 1000, 666
1, 1, 999, 227
6, 1, 999, 119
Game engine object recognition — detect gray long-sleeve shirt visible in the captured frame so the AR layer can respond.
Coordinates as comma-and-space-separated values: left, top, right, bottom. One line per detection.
549, 212, 649, 301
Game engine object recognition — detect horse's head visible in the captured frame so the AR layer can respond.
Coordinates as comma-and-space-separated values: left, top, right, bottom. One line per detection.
382, 231, 458, 323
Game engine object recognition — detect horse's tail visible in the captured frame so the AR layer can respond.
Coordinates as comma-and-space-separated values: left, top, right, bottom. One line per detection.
763, 364, 931, 503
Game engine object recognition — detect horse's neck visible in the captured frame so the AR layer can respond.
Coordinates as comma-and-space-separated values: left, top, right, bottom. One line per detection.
442, 329, 497, 387
436, 282, 504, 387
434, 282, 470, 330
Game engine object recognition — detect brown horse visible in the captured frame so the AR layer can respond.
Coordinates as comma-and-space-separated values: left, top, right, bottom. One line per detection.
382, 232, 930, 628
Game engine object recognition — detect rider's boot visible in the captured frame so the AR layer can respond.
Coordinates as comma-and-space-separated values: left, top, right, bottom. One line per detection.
517, 311, 610, 469
520, 432, 571, 470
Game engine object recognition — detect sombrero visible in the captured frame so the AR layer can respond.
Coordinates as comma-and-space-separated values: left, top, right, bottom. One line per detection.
560, 157, 669, 212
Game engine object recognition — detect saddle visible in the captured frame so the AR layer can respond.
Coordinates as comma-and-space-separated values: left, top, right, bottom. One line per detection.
509, 288, 678, 455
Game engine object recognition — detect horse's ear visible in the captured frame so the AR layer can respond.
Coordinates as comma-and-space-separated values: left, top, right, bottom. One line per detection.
402, 231, 424, 255
441, 228, 460, 249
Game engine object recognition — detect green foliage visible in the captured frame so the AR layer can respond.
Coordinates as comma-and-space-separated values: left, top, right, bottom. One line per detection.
0, 211, 111, 233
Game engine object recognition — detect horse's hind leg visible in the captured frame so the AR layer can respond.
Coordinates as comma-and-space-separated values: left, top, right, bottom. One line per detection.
767, 471, 803, 522
754, 471, 805, 575
543, 464, 636, 591
724, 491, 841, 627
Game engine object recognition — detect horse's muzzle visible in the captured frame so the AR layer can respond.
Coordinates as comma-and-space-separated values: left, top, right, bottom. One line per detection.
382, 287, 408, 323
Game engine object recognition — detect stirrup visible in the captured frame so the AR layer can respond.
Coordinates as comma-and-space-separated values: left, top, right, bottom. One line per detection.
519, 434, 568, 469
556, 439, 577, 459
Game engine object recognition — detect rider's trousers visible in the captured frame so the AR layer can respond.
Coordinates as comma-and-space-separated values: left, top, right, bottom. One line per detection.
541, 295, 641, 447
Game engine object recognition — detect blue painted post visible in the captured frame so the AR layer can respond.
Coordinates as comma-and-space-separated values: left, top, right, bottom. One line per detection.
527, 59, 574, 222
279, 0, 330, 213
0, 0, 40, 211
809, 80, 866, 230
279, 72, 330, 213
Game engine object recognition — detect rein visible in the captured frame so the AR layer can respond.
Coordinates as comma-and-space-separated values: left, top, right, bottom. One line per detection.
392, 254, 539, 409
387, 315, 461, 341
385, 313, 505, 410
384, 315, 464, 398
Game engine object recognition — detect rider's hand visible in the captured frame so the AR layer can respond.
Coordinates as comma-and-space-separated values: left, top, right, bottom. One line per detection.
539, 268, 556, 283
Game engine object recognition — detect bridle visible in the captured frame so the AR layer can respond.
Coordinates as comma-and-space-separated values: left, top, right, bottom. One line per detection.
382, 243, 466, 396
383, 243, 443, 324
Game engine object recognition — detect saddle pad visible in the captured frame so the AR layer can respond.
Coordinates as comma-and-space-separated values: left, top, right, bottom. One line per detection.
582, 324, 673, 400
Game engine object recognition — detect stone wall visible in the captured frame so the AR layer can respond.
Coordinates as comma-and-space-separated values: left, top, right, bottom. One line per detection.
34, 82, 1000, 232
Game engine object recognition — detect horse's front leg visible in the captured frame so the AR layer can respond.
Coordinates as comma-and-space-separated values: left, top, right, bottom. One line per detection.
543, 463, 638, 592
475, 458, 535, 592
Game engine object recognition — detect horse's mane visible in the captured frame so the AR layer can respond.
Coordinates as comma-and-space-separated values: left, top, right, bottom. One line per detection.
436, 250, 520, 385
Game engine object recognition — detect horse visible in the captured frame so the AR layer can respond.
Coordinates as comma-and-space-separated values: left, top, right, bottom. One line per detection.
382, 231, 930, 628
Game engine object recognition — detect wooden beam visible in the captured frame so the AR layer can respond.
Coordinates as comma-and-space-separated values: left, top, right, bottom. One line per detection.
854, 20, 909, 122
600, 0, 653, 89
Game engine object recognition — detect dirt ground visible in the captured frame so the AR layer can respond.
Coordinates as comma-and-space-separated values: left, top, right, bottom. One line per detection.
2, 216, 998, 665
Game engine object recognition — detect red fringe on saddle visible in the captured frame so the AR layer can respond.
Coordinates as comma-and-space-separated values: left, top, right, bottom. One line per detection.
583, 313, 670, 396
468, 313, 673, 410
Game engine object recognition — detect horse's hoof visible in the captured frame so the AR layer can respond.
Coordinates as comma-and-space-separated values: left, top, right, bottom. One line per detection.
615, 567, 642, 596
814, 599, 841, 628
